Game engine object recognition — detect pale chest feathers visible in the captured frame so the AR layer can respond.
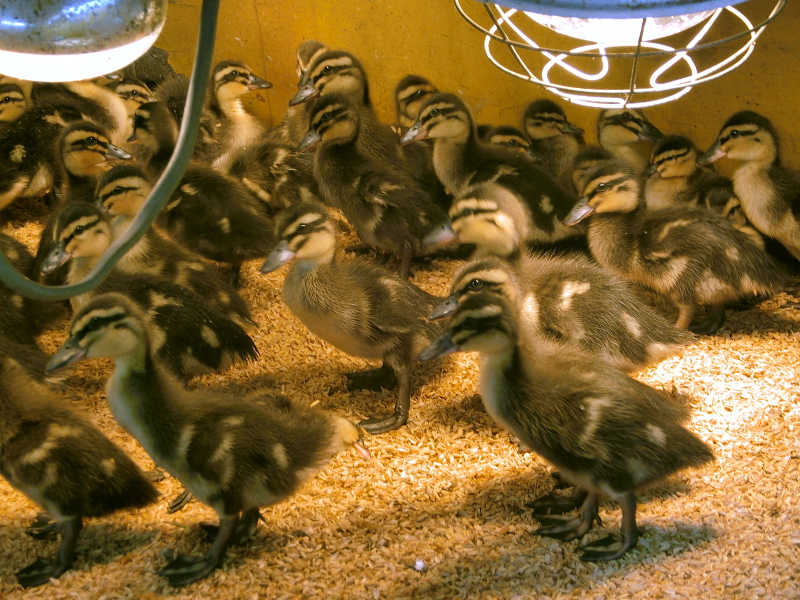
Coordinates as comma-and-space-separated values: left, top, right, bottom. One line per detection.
433, 141, 470, 196
732, 164, 789, 236
105, 368, 159, 460
645, 177, 696, 211
478, 352, 516, 434
547, 136, 581, 178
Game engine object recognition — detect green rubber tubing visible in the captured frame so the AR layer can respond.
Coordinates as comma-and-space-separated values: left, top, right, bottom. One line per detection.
0, 0, 221, 300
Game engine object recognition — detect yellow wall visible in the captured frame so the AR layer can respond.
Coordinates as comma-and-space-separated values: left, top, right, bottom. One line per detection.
158, 0, 800, 161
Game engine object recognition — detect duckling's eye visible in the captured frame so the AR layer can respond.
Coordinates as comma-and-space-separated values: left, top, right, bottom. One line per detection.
622, 112, 633, 120
85, 136, 98, 145
729, 130, 740, 138
595, 183, 608, 192
429, 108, 440, 117
296, 223, 308, 233
74, 225, 85, 235
112, 186, 124, 195
461, 317, 479, 329
230, 70, 240, 77
89, 316, 101, 328
130, 90, 140, 97
411, 90, 425, 99
322, 66, 333, 75
0, 96, 12, 104
506, 139, 519, 147
467, 279, 483, 291
320, 112, 332, 122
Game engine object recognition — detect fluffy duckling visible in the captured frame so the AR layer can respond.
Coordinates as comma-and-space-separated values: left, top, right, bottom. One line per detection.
204, 61, 272, 172
0, 83, 28, 130
523, 99, 585, 184
38, 202, 257, 379
132, 101, 275, 286
299, 94, 446, 278
597, 108, 664, 175
419, 292, 713, 561
296, 40, 329, 81
564, 158, 785, 334
47, 293, 368, 586
94, 165, 254, 326
698, 111, 800, 263
108, 78, 154, 119
261, 202, 444, 434
570, 146, 613, 194
0, 356, 158, 587
402, 93, 582, 247
431, 255, 690, 373
116, 46, 177, 90
394, 74, 438, 130
481, 125, 540, 162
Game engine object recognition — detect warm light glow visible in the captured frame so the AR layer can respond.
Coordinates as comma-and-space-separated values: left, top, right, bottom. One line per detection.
526, 10, 715, 45
0, 31, 161, 82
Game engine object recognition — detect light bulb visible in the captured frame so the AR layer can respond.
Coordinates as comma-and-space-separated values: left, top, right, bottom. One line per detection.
0, 0, 166, 82
526, 10, 715, 45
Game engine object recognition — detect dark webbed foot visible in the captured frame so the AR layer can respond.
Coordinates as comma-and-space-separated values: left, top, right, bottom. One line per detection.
167, 489, 194, 514
580, 490, 639, 561
527, 489, 588, 516
200, 509, 261, 546
16, 557, 70, 588
534, 492, 600, 542
145, 467, 166, 482
359, 411, 408, 434
158, 554, 219, 587
688, 304, 726, 335
345, 365, 397, 392
26, 513, 60, 540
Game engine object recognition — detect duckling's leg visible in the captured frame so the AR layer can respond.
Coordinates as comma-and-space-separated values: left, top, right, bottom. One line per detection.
398, 241, 413, 280
16, 516, 82, 588
533, 491, 600, 542
688, 303, 726, 335
674, 304, 696, 330
580, 491, 639, 561
229, 263, 242, 288
359, 362, 411, 434
25, 513, 61, 540
527, 489, 588, 516
199, 508, 262, 546
345, 362, 398, 392
158, 513, 239, 587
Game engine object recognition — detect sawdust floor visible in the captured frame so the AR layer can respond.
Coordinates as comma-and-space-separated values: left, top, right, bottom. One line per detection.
0, 210, 799, 599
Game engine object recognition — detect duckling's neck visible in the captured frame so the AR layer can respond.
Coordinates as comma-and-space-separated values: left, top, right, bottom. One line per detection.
586, 211, 638, 271
432, 133, 478, 197
533, 135, 581, 178
603, 141, 648, 175
477, 346, 517, 432
107, 350, 186, 464
67, 254, 101, 310
645, 173, 693, 211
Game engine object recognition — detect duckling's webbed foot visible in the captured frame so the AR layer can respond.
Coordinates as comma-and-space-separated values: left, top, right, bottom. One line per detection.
167, 489, 194, 514
359, 364, 410, 434
200, 508, 261, 546
25, 513, 60, 540
17, 516, 82, 588
159, 514, 238, 586
527, 489, 588, 516
580, 491, 639, 561
345, 364, 397, 392
688, 304, 726, 335
534, 491, 600, 542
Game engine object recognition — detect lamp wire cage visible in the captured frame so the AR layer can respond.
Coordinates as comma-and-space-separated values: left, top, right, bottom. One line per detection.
455, 0, 786, 108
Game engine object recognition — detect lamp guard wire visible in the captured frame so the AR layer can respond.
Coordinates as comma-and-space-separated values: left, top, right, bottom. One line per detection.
0, 0, 221, 301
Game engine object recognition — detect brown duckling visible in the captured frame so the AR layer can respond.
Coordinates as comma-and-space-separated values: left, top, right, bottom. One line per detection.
431, 255, 690, 373
523, 98, 585, 184
419, 292, 713, 561
132, 101, 275, 286
570, 146, 613, 194
597, 108, 664, 175
698, 111, 800, 264
295, 40, 329, 82
47, 293, 368, 586
564, 158, 785, 334
299, 94, 447, 278
107, 78, 154, 119
0, 83, 28, 130
0, 356, 157, 587
480, 125, 542, 163
38, 202, 258, 379
261, 202, 444, 434
394, 74, 438, 130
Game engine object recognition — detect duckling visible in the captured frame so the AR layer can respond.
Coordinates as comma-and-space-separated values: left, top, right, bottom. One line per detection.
0, 83, 28, 130
481, 125, 542, 163
296, 40, 329, 82
570, 146, 613, 194
299, 94, 447, 278
419, 292, 713, 561
697, 111, 800, 263
46, 292, 368, 586
402, 93, 581, 247
564, 158, 785, 334
132, 101, 275, 286
260, 202, 444, 434
0, 356, 158, 587
394, 74, 438, 130
95, 165, 254, 326
523, 99, 585, 184
107, 78, 154, 119
204, 61, 272, 172
117, 45, 178, 90
597, 108, 664, 175
431, 255, 690, 373
38, 202, 257, 379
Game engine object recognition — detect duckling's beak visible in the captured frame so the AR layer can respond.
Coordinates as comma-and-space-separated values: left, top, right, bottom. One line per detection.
418, 332, 458, 361
46, 336, 87, 374
296, 129, 322, 153
102, 71, 122, 81
638, 121, 665, 142
400, 122, 427, 145
644, 163, 658, 178
563, 198, 595, 226
105, 143, 132, 161
40, 242, 72, 274
247, 75, 272, 90
260, 241, 295, 273
423, 221, 458, 247
428, 295, 458, 321
289, 83, 318, 106
697, 142, 726, 165
561, 121, 584, 135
